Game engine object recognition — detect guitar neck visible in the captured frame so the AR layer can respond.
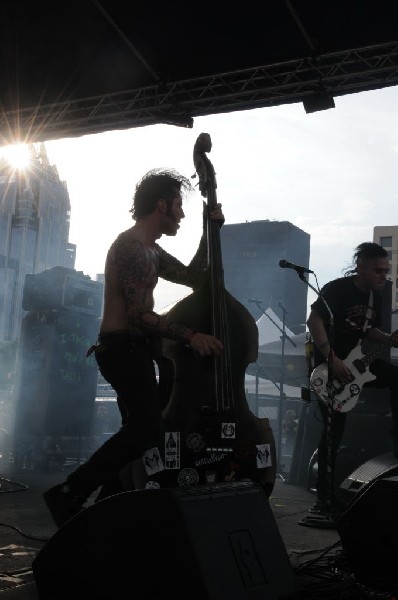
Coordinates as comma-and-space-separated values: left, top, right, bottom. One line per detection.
363, 339, 392, 367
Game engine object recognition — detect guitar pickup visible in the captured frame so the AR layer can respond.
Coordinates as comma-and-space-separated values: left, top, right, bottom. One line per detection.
206, 447, 233, 453
352, 359, 366, 374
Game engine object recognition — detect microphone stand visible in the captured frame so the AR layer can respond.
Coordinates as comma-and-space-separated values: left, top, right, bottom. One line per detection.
292, 271, 337, 530
254, 360, 282, 415
250, 299, 297, 481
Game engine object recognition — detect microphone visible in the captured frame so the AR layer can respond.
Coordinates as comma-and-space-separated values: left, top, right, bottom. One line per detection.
279, 259, 313, 274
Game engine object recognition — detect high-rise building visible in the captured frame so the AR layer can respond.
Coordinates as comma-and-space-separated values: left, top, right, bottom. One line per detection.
373, 225, 398, 310
221, 220, 310, 334
0, 144, 76, 342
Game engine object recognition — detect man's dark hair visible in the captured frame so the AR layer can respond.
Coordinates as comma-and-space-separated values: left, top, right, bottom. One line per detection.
344, 242, 388, 275
130, 168, 193, 220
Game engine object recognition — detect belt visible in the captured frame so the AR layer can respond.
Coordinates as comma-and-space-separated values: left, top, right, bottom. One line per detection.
98, 330, 146, 344
86, 330, 154, 357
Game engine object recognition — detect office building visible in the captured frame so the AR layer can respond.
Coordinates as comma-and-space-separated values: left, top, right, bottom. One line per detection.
221, 220, 310, 334
373, 225, 398, 310
0, 144, 76, 342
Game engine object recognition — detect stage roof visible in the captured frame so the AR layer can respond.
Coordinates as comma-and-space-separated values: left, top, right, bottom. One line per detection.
1, 0, 398, 144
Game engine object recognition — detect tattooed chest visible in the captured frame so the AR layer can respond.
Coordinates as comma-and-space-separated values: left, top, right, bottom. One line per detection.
145, 248, 160, 288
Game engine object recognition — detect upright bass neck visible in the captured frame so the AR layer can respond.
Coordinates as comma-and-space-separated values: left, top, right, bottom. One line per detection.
193, 133, 225, 343
193, 132, 232, 409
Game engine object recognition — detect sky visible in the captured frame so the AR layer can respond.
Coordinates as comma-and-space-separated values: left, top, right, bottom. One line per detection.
26, 85, 398, 314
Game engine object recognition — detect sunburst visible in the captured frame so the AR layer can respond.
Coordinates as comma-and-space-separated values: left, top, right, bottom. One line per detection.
0, 144, 31, 170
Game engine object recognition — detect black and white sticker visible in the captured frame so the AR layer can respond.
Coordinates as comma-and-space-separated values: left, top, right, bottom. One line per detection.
256, 443, 272, 469
165, 431, 180, 469
143, 447, 164, 475
221, 422, 236, 439
145, 480, 160, 490
185, 432, 205, 452
177, 468, 199, 488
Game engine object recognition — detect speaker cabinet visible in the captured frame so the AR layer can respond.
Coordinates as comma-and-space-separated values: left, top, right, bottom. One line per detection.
33, 482, 297, 600
337, 475, 398, 590
340, 452, 398, 498
291, 393, 393, 491
23, 266, 103, 317
14, 308, 99, 438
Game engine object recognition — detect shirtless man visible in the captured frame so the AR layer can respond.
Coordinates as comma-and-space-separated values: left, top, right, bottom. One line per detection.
44, 168, 224, 527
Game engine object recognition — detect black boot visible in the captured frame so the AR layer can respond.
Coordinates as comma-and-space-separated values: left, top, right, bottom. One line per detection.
309, 496, 345, 516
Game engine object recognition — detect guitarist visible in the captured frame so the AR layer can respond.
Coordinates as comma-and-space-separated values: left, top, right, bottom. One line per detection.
307, 242, 398, 516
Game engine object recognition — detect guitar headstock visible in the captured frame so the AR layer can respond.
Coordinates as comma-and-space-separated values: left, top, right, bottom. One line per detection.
192, 132, 217, 201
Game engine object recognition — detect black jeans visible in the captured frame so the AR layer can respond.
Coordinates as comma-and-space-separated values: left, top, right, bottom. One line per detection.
316, 358, 398, 502
66, 331, 163, 498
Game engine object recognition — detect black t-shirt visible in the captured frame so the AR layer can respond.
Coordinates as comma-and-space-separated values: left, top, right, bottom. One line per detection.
311, 276, 382, 365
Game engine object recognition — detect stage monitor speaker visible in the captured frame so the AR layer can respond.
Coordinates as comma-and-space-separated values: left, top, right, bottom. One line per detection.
340, 451, 398, 498
33, 481, 297, 600
337, 475, 398, 591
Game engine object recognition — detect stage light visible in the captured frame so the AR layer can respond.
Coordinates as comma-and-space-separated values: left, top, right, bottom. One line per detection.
155, 113, 194, 128
303, 91, 335, 114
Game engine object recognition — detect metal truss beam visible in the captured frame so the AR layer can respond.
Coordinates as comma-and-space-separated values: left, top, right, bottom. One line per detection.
1, 41, 398, 144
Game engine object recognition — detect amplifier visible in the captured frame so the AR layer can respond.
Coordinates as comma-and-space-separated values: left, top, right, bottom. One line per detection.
33, 481, 297, 600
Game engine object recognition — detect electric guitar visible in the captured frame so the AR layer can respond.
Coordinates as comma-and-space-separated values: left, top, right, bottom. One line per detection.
310, 334, 396, 413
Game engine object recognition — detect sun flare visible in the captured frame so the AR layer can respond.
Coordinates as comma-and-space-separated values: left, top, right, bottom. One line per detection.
0, 144, 31, 170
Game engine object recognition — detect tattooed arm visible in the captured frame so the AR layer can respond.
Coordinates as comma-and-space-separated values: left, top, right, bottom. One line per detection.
157, 240, 208, 290
158, 202, 225, 289
111, 236, 223, 355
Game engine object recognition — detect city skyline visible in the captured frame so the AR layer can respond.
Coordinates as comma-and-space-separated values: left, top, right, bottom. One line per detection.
0, 144, 75, 342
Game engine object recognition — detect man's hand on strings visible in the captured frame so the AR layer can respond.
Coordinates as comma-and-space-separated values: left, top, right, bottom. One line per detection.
331, 355, 353, 384
203, 201, 225, 228
209, 203, 225, 226
189, 332, 224, 356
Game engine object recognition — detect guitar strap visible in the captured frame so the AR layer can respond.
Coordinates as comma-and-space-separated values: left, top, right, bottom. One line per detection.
358, 290, 373, 345
323, 289, 373, 520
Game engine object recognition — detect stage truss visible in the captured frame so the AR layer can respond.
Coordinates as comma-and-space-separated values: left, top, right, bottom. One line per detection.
1, 41, 398, 144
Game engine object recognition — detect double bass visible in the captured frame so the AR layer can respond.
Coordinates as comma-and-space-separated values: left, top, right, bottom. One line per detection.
132, 133, 276, 495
